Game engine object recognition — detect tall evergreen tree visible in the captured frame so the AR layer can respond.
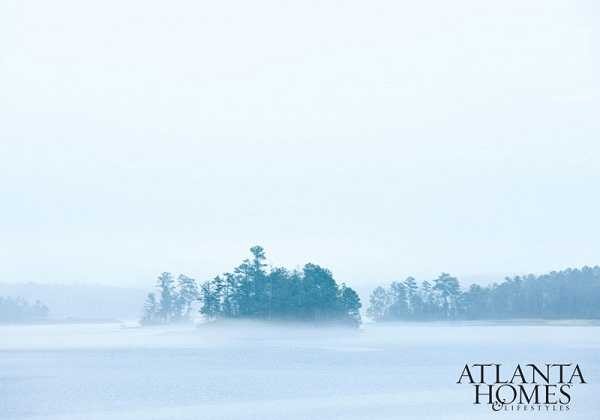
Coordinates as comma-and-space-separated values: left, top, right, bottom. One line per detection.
367, 286, 390, 322
404, 277, 419, 318
433, 273, 460, 319
142, 293, 160, 325
338, 284, 362, 326
200, 279, 221, 320
387, 281, 409, 319
157, 272, 176, 322
302, 263, 339, 322
176, 274, 199, 320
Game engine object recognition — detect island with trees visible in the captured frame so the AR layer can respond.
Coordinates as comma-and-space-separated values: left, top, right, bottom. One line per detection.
367, 266, 600, 321
0, 296, 49, 323
141, 246, 362, 327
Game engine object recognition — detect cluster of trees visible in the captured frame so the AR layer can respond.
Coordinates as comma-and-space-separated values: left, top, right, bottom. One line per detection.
142, 246, 362, 326
368, 266, 600, 321
0, 296, 49, 323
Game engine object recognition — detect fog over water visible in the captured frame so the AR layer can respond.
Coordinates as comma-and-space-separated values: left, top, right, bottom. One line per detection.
2, 1, 599, 418
1, 322, 598, 420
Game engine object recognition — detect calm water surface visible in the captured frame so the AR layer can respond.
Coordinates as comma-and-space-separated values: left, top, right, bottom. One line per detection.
1, 322, 598, 420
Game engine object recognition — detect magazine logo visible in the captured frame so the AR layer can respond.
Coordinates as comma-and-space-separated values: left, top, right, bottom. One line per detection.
457, 363, 587, 412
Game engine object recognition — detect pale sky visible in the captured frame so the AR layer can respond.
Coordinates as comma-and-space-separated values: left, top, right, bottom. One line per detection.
1, 0, 599, 290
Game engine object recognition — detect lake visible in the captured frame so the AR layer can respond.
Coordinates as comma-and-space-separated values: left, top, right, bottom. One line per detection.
1, 321, 598, 419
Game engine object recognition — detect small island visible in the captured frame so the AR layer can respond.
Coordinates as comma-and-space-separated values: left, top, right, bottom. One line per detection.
141, 246, 362, 327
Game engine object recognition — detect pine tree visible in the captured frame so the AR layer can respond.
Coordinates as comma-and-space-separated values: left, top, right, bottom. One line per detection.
142, 293, 159, 325
433, 273, 460, 319
388, 281, 409, 319
404, 277, 419, 318
338, 284, 362, 326
367, 286, 390, 321
200, 279, 221, 320
157, 272, 176, 322
176, 274, 199, 320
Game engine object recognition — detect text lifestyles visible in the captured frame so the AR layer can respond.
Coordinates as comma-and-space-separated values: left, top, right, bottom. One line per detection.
457, 363, 586, 412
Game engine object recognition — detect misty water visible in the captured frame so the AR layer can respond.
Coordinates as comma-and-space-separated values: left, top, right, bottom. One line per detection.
1, 322, 598, 420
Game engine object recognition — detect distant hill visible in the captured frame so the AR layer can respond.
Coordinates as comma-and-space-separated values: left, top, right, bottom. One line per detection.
0, 283, 147, 321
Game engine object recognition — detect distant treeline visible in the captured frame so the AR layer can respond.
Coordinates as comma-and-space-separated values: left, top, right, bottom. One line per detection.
368, 266, 600, 321
142, 246, 362, 326
0, 296, 49, 323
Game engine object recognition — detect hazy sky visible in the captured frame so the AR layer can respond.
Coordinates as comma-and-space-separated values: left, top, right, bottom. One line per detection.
1, 0, 599, 290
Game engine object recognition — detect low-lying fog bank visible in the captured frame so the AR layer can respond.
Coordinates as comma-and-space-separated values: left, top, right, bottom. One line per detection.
1, 320, 600, 351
